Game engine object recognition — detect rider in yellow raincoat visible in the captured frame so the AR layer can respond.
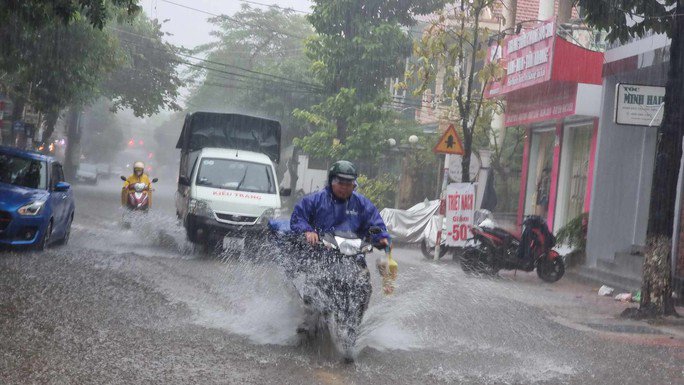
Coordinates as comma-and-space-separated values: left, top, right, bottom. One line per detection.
121, 161, 152, 207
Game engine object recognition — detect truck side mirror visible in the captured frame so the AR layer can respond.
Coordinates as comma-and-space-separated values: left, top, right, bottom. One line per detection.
120, 176, 127, 182
178, 176, 190, 186
152, 178, 159, 183
279, 187, 292, 197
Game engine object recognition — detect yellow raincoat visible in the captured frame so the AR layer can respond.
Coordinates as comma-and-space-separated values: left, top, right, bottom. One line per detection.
121, 173, 152, 207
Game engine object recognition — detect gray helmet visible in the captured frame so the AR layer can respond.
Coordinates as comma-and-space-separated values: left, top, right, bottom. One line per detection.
328, 160, 358, 185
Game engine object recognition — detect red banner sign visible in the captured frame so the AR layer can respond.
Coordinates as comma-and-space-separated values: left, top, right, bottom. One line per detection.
504, 83, 577, 127
486, 20, 556, 97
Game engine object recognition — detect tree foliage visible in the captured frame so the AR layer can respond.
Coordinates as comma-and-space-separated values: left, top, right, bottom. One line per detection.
0, 17, 120, 116
575, 0, 674, 43
187, 5, 318, 142
411, 0, 504, 183
106, 17, 183, 116
0, 0, 140, 29
356, 173, 398, 211
298, 0, 447, 149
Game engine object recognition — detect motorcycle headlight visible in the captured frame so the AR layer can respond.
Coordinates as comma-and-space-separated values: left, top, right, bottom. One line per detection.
18, 200, 46, 216
189, 199, 213, 218
337, 238, 363, 256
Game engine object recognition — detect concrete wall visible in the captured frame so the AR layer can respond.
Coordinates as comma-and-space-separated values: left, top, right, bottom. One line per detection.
295, 155, 327, 194
586, 66, 665, 266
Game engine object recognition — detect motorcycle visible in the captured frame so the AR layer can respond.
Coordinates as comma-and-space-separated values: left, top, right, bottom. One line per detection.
120, 176, 158, 211
120, 176, 158, 228
277, 226, 382, 363
461, 215, 565, 283
420, 209, 494, 260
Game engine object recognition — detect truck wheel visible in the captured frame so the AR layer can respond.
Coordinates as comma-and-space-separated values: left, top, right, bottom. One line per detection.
186, 223, 200, 244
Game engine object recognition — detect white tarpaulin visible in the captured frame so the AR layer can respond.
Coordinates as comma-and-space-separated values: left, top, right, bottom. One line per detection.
445, 183, 475, 247
380, 200, 440, 244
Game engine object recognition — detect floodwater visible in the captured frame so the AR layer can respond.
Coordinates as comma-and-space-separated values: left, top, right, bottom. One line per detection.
1, 179, 682, 385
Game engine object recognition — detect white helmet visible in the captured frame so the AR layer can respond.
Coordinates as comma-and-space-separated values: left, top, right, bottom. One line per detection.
133, 161, 145, 171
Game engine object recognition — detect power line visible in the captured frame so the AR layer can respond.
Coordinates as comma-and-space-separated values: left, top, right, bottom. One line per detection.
114, 37, 320, 94
112, 29, 322, 92
237, 0, 309, 14
180, 59, 322, 93
159, 0, 308, 40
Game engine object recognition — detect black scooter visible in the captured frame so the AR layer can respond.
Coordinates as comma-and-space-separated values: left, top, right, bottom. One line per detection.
272, 224, 382, 363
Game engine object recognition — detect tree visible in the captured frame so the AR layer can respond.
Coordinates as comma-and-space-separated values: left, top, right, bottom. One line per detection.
0, 17, 120, 146
0, 0, 140, 29
298, 0, 447, 149
411, 0, 504, 183
576, 0, 679, 316
186, 5, 319, 143
60, 14, 183, 179
105, 17, 183, 116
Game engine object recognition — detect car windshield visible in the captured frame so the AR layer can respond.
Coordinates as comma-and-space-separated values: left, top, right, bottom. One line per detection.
196, 158, 275, 194
0, 154, 47, 190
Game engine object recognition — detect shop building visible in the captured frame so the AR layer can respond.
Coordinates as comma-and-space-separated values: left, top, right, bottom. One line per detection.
486, 18, 604, 233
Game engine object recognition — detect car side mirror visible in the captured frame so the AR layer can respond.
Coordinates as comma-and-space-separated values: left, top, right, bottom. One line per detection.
279, 187, 292, 197
178, 176, 190, 186
54, 182, 71, 192
152, 178, 159, 183
120, 176, 127, 181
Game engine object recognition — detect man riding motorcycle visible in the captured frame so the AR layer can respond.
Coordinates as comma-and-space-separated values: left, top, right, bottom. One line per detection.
289, 160, 390, 332
121, 161, 152, 207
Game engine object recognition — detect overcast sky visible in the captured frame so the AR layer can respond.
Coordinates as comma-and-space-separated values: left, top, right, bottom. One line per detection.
141, 0, 314, 49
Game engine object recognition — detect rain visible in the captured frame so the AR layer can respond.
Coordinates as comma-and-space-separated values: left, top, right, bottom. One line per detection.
1, 1, 683, 384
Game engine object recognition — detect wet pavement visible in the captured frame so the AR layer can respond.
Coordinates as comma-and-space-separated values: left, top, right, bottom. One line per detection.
1, 180, 683, 384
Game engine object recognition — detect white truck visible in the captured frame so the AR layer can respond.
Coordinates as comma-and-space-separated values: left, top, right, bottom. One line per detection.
175, 112, 289, 252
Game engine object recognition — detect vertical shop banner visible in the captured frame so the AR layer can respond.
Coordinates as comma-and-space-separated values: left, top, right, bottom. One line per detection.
445, 183, 476, 247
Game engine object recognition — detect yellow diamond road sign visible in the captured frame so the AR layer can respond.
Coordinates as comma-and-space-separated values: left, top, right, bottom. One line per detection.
433, 124, 464, 155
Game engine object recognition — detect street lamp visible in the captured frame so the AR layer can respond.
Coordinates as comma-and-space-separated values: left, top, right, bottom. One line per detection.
408, 135, 419, 145
387, 138, 397, 147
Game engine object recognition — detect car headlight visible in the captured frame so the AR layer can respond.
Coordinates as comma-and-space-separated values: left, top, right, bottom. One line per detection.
258, 208, 276, 225
189, 199, 213, 218
18, 200, 46, 216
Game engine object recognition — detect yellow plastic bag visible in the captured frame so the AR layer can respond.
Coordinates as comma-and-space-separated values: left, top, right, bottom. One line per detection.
376, 244, 398, 295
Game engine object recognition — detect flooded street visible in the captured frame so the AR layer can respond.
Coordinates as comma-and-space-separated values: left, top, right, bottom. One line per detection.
0, 181, 681, 385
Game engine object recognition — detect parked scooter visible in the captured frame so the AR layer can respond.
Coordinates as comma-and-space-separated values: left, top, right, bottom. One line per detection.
421, 209, 494, 260
461, 215, 565, 282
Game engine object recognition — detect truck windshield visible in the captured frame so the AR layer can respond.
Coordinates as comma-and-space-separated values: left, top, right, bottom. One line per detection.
0, 154, 47, 190
196, 158, 275, 194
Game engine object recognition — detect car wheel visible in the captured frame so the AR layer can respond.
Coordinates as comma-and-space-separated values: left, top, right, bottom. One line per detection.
35, 220, 53, 251
60, 213, 73, 246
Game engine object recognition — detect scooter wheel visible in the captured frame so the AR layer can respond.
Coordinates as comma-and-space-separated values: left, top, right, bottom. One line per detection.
537, 257, 565, 283
460, 247, 479, 274
421, 239, 449, 260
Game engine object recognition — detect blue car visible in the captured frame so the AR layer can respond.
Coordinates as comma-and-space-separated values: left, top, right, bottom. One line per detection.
0, 146, 75, 250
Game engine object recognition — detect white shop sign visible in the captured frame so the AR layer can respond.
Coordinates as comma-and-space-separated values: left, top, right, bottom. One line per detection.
615, 83, 665, 126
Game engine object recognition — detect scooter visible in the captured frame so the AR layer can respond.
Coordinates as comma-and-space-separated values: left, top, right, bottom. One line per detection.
120, 176, 158, 228
461, 215, 565, 282
275, 226, 383, 363
420, 209, 494, 260
120, 176, 158, 211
